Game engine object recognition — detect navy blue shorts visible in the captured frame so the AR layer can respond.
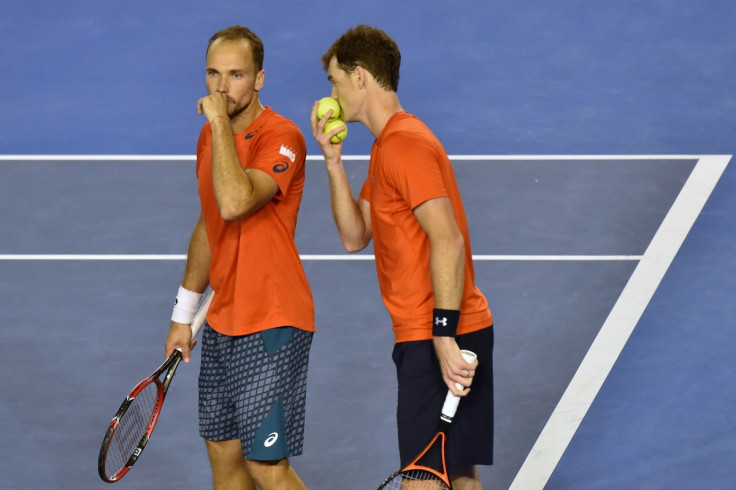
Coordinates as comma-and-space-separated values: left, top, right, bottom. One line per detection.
198, 324, 313, 461
392, 326, 494, 475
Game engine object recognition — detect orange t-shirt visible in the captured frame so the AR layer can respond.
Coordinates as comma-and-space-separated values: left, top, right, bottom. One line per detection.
196, 107, 314, 336
360, 112, 491, 343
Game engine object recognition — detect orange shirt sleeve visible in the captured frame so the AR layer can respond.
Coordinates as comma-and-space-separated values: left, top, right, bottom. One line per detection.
234, 123, 306, 201
375, 131, 449, 209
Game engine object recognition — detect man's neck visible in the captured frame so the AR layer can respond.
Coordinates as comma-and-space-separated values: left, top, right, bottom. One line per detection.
364, 93, 403, 138
230, 100, 265, 133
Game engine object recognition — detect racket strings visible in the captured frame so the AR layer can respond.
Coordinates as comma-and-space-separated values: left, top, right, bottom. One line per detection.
104, 381, 161, 478
381, 469, 451, 489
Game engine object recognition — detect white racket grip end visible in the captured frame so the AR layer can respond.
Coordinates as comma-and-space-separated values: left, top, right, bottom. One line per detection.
440, 350, 477, 422
190, 290, 214, 338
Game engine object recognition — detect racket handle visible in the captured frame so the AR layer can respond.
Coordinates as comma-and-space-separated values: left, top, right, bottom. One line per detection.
190, 290, 214, 338
440, 349, 477, 422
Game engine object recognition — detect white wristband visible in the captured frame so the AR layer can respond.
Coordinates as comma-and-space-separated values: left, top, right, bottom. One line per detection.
171, 286, 203, 324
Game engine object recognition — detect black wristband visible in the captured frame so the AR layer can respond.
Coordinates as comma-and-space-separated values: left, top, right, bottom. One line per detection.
432, 308, 460, 337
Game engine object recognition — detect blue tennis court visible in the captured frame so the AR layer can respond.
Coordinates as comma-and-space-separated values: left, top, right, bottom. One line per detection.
1, 1, 735, 489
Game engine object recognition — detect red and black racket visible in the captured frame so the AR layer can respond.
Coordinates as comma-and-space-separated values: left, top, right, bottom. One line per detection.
377, 350, 477, 490
97, 290, 213, 483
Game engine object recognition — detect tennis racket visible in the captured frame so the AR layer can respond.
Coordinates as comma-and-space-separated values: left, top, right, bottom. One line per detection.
97, 289, 214, 483
377, 350, 477, 490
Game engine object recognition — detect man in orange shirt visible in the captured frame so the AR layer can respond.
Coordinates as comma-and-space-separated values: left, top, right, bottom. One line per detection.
311, 25, 493, 489
165, 26, 313, 489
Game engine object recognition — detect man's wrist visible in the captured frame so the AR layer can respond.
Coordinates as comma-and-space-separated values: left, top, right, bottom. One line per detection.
171, 286, 203, 324
210, 114, 230, 125
432, 308, 460, 337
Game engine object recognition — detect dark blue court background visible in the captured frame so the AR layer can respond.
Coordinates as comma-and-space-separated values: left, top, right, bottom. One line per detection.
1, 0, 733, 157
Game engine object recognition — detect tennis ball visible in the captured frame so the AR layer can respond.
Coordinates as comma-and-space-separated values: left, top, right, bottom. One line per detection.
323, 119, 348, 144
317, 97, 343, 121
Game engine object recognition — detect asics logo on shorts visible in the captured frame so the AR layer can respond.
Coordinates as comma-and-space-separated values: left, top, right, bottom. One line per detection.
264, 432, 279, 448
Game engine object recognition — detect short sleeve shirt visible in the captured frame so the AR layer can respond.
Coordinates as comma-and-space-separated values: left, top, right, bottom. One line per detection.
360, 112, 491, 342
196, 107, 314, 336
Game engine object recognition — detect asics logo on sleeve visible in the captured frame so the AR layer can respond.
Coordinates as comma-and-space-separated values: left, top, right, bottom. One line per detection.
273, 145, 297, 173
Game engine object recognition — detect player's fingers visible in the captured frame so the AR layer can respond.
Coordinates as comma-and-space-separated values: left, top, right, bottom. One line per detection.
446, 372, 471, 396
178, 332, 193, 363
181, 345, 191, 363
326, 122, 346, 136
460, 358, 478, 379
448, 363, 476, 393
184, 339, 198, 362
314, 109, 334, 138
321, 118, 347, 147
166, 322, 192, 360
164, 334, 179, 358
310, 101, 322, 132
310, 100, 318, 117
451, 381, 470, 397
458, 372, 473, 389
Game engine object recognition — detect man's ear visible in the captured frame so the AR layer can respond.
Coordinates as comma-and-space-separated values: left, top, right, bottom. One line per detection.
354, 65, 367, 88
255, 69, 265, 91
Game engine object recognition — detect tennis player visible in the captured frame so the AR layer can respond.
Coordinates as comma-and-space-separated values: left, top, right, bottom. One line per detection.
311, 25, 494, 489
165, 25, 314, 489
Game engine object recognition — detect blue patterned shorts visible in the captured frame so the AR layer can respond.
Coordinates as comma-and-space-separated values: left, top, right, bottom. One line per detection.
198, 323, 313, 461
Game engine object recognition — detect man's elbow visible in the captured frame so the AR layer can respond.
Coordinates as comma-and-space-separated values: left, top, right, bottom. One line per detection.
219, 209, 241, 222
343, 242, 365, 253
218, 201, 249, 221
440, 230, 465, 260
216, 194, 260, 221
342, 234, 370, 253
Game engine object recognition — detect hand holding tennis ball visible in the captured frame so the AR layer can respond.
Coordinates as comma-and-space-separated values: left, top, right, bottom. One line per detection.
316, 97, 343, 121
323, 118, 348, 144
316, 97, 347, 144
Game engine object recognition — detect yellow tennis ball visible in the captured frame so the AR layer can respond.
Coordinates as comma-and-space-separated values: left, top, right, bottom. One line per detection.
323, 119, 347, 144
317, 97, 342, 121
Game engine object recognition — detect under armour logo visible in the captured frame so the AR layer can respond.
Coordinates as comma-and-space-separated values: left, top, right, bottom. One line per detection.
435, 316, 448, 327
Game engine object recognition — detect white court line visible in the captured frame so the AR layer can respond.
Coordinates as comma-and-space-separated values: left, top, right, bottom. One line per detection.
0, 154, 708, 162
0, 155, 196, 161
509, 154, 732, 489
0, 255, 189, 261
473, 255, 642, 261
0, 254, 641, 261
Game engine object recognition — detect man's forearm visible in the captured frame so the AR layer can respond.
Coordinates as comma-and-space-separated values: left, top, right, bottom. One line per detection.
325, 158, 371, 252
181, 216, 211, 292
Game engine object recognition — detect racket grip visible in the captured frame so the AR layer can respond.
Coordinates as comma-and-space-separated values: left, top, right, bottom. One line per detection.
440, 350, 477, 422
190, 290, 214, 338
